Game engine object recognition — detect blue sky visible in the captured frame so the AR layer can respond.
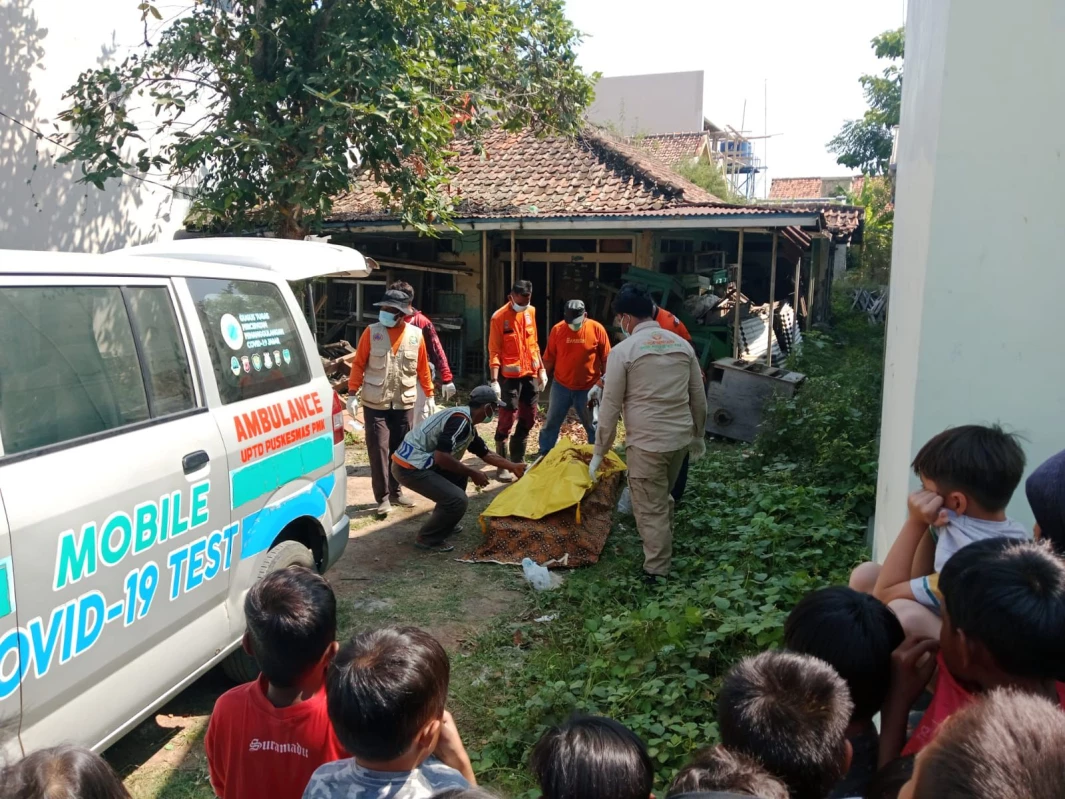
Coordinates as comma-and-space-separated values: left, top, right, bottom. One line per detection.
564, 0, 906, 193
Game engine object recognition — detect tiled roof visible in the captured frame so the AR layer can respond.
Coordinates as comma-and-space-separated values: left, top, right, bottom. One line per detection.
770, 202, 864, 241
769, 177, 826, 200
328, 127, 723, 223
634, 132, 707, 166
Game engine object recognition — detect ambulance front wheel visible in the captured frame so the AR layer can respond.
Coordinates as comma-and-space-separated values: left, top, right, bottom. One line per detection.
221, 539, 316, 683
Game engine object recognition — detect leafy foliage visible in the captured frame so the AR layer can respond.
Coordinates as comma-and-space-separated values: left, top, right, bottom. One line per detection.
671, 159, 745, 204
451, 295, 885, 795
57, 0, 594, 237
844, 176, 895, 282
827, 27, 904, 175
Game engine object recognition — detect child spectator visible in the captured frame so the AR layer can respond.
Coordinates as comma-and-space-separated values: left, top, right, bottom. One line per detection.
850, 425, 1028, 639
717, 651, 854, 799
784, 587, 905, 799
206, 566, 345, 799
0, 745, 129, 799
304, 626, 474, 799
667, 745, 789, 799
1026, 448, 1065, 554
900, 689, 1065, 799
530, 715, 654, 799
879, 538, 1065, 760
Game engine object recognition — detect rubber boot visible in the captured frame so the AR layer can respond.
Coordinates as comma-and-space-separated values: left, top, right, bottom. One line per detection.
496, 440, 514, 482
509, 437, 527, 466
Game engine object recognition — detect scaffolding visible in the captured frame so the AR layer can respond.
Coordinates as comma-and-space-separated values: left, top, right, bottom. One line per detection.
705, 123, 767, 201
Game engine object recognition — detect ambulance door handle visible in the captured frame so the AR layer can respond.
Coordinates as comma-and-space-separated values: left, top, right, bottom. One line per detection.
182, 450, 209, 474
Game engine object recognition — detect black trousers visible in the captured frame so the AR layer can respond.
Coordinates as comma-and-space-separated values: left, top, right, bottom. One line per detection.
391, 463, 469, 543
364, 407, 413, 503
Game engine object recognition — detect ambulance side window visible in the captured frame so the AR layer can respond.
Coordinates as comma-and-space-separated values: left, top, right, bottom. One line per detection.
186, 277, 311, 405
0, 286, 149, 455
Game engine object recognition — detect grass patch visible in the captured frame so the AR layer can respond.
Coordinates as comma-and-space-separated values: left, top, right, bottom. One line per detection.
449, 294, 885, 796
120, 717, 212, 799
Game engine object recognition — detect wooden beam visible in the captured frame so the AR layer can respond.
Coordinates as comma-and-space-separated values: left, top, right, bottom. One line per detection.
481, 230, 489, 375
766, 231, 778, 367
733, 230, 745, 359
806, 240, 818, 331
510, 229, 516, 290
793, 256, 802, 327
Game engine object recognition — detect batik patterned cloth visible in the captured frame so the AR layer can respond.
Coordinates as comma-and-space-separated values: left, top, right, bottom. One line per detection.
467, 471, 623, 568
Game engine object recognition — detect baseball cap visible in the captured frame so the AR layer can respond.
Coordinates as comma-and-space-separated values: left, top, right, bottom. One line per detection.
564, 299, 586, 323
373, 288, 414, 316
470, 385, 506, 408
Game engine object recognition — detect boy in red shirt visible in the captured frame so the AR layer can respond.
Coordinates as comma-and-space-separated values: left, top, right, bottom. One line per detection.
206, 566, 345, 799
879, 538, 1065, 763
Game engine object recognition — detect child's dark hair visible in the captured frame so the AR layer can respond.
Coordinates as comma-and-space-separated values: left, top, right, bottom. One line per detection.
511, 279, 533, 296
667, 745, 789, 799
864, 756, 914, 799
1025, 448, 1065, 555
784, 586, 904, 721
939, 538, 1065, 679
530, 715, 654, 799
717, 651, 853, 799
327, 626, 449, 761
911, 689, 1065, 798
1, 745, 130, 799
911, 424, 1025, 511
244, 565, 337, 688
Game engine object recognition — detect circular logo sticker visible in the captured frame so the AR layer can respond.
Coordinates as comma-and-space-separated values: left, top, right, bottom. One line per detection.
220, 314, 244, 351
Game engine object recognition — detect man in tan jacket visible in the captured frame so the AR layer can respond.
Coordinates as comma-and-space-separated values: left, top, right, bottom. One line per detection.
591, 284, 708, 581
348, 288, 434, 516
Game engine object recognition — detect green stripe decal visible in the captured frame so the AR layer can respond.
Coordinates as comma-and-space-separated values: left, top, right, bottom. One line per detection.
0, 557, 13, 618
230, 435, 334, 508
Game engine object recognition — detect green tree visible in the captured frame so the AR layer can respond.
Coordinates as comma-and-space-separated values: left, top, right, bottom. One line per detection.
846, 176, 894, 281
671, 159, 744, 204
828, 27, 904, 176
57, 0, 594, 238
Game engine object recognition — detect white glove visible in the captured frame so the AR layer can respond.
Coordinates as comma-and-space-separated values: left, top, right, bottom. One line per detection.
441, 382, 456, 401
536, 369, 548, 393
588, 453, 604, 482
689, 436, 707, 462
426, 396, 437, 416
491, 381, 501, 399
346, 395, 359, 415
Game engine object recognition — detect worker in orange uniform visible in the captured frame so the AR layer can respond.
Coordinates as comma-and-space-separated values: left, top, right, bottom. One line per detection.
488, 280, 547, 482
348, 288, 434, 516
537, 299, 611, 459
654, 301, 693, 343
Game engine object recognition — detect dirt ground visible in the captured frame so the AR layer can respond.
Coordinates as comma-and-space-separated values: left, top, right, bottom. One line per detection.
107, 438, 529, 799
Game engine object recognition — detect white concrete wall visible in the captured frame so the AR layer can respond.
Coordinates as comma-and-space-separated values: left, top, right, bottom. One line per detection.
588, 71, 704, 135
0, 0, 190, 252
874, 0, 1065, 560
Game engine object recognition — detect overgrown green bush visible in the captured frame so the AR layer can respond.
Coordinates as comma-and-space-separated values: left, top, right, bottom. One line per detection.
452, 296, 886, 796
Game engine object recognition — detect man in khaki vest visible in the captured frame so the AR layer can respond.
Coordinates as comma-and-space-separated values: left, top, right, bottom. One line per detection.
591, 284, 708, 582
348, 288, 434, 516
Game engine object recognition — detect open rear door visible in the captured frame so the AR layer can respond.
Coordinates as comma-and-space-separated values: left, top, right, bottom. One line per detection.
108, 238, 375, 281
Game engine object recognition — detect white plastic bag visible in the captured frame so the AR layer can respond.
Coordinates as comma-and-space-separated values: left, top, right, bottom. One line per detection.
522, 558, 564, 591
616, 485, 633, 515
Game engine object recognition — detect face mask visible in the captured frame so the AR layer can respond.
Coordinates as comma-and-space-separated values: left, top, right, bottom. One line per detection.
511, 298, 530, 313
567, 315, 585, 332
379, 310, 400, 328
616, 314, 630, 339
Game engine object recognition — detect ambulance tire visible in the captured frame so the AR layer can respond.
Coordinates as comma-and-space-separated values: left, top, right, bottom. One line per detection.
221, 539, 316, 683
